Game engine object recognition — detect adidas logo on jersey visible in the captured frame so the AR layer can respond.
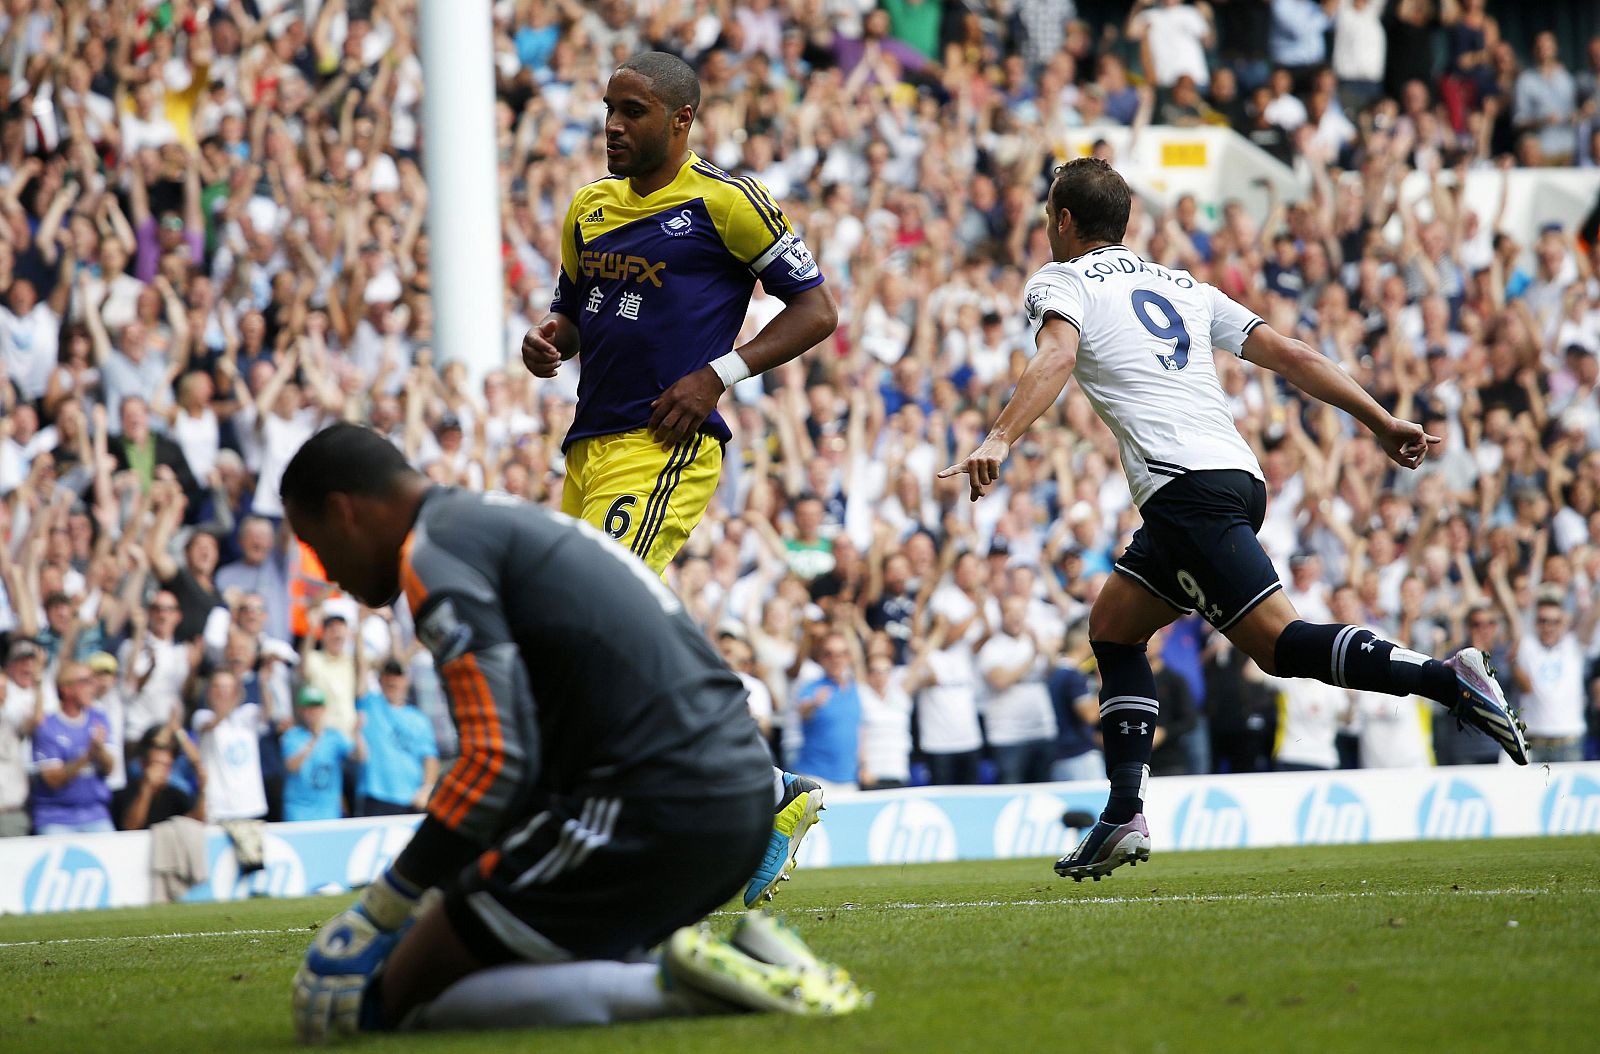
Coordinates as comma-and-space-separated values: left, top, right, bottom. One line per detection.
581, 206, 605, 225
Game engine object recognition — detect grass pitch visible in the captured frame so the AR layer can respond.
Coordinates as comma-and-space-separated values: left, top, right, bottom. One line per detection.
2, 836, 1596, 1054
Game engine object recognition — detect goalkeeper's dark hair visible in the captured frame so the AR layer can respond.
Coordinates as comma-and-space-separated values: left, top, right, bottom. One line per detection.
1048, 157, 1131, 245
617, 50, 701, 114
279, 423, 418, 518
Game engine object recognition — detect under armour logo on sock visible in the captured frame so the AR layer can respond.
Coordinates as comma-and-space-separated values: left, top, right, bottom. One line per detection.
1119, 721, 1150, 735
1361, 640, 1376, 652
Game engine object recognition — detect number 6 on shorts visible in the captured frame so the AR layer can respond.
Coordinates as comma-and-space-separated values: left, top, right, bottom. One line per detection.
604, 495, 636, 540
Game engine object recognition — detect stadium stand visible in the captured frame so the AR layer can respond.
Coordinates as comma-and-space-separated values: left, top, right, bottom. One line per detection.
1, 0, 1598, 838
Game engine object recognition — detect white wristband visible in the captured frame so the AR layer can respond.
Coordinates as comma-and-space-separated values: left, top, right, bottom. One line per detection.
709, 350, 751, 388
358, 869, 422, 930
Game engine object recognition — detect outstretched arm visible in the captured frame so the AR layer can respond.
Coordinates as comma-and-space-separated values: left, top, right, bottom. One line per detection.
1241, 323, 1438, 471
940, 317, 1079, 501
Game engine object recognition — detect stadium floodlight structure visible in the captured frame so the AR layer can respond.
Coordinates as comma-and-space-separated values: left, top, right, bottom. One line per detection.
419, 0, 505, 388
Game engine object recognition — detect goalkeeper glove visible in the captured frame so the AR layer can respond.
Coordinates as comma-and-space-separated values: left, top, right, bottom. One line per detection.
291, 870, 421, 1045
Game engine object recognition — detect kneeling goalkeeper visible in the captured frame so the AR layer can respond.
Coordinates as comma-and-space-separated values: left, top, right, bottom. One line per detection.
283, 425, 863, 1041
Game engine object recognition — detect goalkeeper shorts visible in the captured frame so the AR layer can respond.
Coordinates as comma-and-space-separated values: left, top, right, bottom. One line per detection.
443, 788, 768, 964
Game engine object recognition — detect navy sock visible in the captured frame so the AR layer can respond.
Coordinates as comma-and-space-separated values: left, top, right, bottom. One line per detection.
1091, 639, 1157, 824
1274, 621, 1457, 704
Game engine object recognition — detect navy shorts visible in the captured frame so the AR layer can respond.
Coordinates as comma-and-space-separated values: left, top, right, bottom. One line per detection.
1115, 469, 1282, 631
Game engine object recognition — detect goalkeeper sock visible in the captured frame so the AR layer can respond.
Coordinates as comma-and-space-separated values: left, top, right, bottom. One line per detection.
1092, 639, 1158, 825
1274, 621, 1457, 704
413, 961, 675, 1029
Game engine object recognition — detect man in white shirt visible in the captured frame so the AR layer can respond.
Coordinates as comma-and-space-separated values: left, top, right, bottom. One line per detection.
1307, 87, 1358, 159
250, 345, 330, 520
1351, 689, 1432, 769
120, 79, 180, 155
1512, 598, 1595, 763
943, 157, 1526, 883
192, 668, 267, 822
1263, 68, 1309, 131
1332, 0, 1387, 113
348, 272, 409, 393
927, 551, 995, 664
858, 649, 913, 790
118, 591, 192, 750
1268, 677, 1349, 770
0, 277, 62, 403
81, 238, 145, 331
1008, 564, 1073, 645
0, 659, 44, 836
908, 646, 984, 785
59, 59, 118, 149
1283, 551, 1332, 622
3, 637, 57, 724
718, 627, 774, 746
1127, 0, 1213, 90
977, 595, 1059, 783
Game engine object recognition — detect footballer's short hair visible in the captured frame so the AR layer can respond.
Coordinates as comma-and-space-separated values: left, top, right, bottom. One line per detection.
279, 423, 418, 518
1048, 157, 1131, 245
617, 51, 701, 114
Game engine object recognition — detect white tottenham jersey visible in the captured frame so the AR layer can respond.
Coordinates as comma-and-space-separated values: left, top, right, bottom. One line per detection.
1025, 245, 1265, 507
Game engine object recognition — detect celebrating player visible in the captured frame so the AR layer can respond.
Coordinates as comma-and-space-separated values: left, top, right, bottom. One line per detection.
282, 425, 864, 1042
941, 158, 1529, 882
521, 50, 836, 906
520, 49, 836, 570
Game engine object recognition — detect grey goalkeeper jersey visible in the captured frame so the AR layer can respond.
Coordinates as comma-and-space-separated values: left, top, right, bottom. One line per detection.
399, 486, 771, 847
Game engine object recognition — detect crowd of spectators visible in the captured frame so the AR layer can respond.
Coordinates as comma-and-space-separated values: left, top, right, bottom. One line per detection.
2, 0, 1600, 836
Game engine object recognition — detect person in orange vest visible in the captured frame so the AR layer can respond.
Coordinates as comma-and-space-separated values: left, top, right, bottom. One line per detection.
290, 538, 337, 644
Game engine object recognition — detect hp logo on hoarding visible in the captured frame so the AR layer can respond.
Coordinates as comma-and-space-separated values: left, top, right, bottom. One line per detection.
1171, 788, 1249, 849
866, 799, 958, 864
1417, 780, 1492, 839
1296, 784, 1371, 845
23, 845, 111, 913
1540, 774, 1600, 835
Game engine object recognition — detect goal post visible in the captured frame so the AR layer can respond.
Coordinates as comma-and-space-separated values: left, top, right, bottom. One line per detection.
418, 0, 505, 388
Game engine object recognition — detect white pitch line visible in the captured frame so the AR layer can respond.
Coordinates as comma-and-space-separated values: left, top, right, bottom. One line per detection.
0, 926, 299, 950
0, 887, 1569, 951
792, 887, 1566, 912
716, 886, 1565, 916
